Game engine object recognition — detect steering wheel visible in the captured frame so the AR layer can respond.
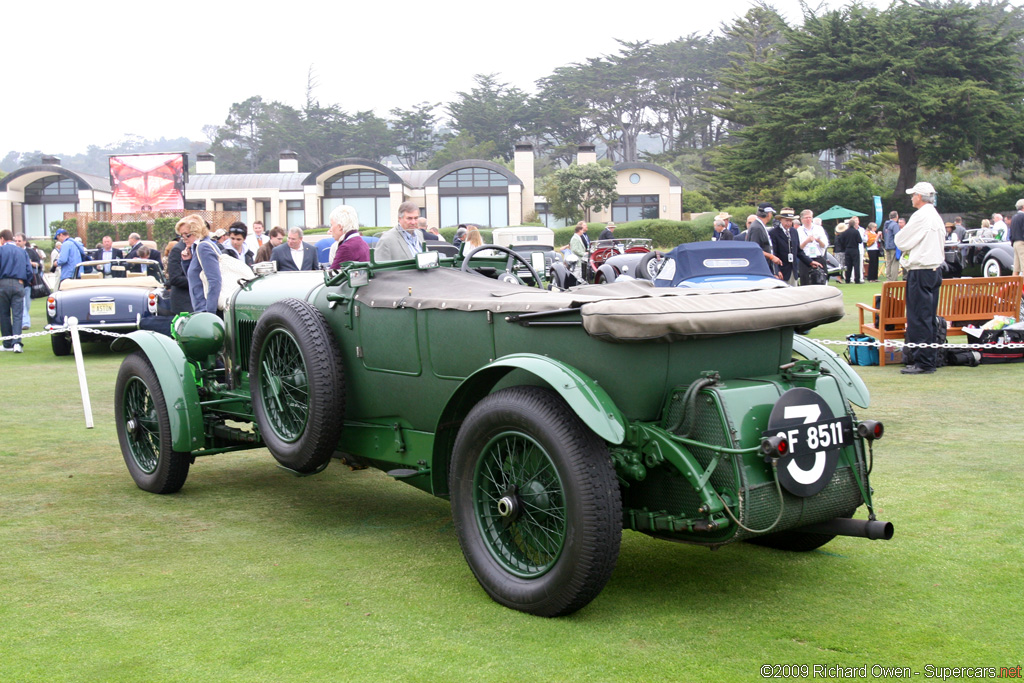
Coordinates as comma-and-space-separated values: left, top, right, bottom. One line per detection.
460, 244, 543, 288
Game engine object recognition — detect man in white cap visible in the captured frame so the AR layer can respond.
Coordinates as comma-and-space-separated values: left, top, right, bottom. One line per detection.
895, 181, 946, 375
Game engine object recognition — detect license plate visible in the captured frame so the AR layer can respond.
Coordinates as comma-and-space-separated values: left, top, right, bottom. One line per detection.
90, 301, 115, 316
773, 416, 853, 458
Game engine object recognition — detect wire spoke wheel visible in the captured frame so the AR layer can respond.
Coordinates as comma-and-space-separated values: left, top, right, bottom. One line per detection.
249, 298, 345, 474
114, 351, 190, 494
258, 329, 309, 443
122, 376, 161, 474
474, 431, 566, 577
450, 386, 621, 617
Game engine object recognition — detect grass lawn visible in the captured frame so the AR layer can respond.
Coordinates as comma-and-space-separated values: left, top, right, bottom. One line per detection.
1, 290, 1021, 682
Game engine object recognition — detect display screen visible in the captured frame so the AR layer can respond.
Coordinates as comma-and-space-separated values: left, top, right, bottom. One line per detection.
109, 153, 187, 212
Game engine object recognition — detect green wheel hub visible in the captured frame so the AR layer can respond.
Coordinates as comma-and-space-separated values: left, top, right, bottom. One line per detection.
122, 376, 161, 474
473, 431, 567, 578
258, 328, 310, 443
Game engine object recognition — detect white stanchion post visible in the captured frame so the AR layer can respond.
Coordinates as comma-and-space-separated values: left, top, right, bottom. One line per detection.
68, 317, 94, 429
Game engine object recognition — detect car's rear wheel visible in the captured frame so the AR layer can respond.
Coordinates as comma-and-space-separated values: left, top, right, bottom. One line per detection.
250, 299, 345, 473
449, 386, 622, 617
982, 257, 1004, 278
51, 333, 71, 356
115, 351, 190, 493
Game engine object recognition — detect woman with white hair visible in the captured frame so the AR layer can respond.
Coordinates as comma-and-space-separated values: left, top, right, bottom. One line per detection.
328, 205, 369, 268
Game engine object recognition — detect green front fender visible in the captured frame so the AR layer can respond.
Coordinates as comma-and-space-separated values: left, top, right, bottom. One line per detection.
429, 353, 627, 497
112, 331, 206, 452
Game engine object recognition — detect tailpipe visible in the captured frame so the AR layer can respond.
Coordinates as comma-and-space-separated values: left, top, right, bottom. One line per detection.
798, 517, 894, 541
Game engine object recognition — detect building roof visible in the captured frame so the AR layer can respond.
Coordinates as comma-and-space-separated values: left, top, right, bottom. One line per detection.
187, 172, 306, 192
0, 164, 111, 192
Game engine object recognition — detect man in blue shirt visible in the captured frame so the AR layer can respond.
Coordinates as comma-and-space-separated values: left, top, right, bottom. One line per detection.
0, 229, 34, 352
54, 229, 86, 282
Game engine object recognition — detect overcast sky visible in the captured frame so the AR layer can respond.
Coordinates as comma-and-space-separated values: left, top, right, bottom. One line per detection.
5, 0, 889, 157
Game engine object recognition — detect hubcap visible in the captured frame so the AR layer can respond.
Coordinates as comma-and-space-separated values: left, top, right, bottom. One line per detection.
473, 431, 566, 578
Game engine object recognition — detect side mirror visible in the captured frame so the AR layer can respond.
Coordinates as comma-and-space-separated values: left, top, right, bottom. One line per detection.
416, 251, 440, 270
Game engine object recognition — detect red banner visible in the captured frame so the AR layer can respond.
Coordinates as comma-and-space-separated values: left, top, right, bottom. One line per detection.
109, 153, 187, 213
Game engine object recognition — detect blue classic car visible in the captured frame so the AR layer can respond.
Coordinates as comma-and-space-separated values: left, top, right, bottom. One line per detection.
654, 241, 780, 288
46, 259, 167, 356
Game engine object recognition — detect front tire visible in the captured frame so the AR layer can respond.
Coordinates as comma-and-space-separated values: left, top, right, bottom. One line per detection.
115, 351, 191, 493
250, 299, 345, 473
450, 386, 622, 617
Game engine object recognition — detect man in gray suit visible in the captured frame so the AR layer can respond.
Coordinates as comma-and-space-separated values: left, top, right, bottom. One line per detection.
270, 227, 319, 271
374, 201, 423, 262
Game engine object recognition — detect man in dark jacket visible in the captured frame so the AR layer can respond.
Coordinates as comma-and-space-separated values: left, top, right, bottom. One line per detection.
773, 209, 821, 285
835, 222, 863, 284
0, 229, 34, 352
270, 227, 319, 271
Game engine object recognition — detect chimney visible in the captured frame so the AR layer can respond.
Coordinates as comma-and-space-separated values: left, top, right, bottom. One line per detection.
42, 155, 61, 166
196, 153, 216, 175
576, 144, 597, 166
279, 151, 299, 173
514, 143, 535, 215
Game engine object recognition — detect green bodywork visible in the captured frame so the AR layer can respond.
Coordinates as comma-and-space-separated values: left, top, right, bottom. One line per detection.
123, 257, 880, 546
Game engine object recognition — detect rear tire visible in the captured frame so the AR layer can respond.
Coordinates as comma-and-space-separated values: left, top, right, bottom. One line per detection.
115, 351, 190, 493
51, 333, 71, 356
450, 386, 622, 616
250, 299, 345, 473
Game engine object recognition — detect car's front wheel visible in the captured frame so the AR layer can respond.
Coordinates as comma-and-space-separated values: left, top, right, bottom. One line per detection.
250, 299, 345, 473
115, 351, 191, 493
450, 386, 622, 617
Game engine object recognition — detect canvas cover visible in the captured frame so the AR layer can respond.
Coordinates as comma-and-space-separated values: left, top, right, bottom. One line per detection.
353, 268, 845, 340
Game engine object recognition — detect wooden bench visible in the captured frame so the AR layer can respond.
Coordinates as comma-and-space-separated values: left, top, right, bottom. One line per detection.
857, 276, 1024, 365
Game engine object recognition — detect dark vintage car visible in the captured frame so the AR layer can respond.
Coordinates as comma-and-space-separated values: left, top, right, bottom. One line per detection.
111, 245, 892, 617
47, 259, 167, 356
944, 232, 1014, 278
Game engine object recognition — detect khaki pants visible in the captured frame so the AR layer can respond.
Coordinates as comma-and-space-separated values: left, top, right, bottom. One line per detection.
1013, 241, 1024, 276
884, 249, 900, 281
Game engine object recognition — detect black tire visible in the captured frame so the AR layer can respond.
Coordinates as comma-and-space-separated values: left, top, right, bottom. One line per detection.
250, 298, 345, 473
449, 386, 622, 617
746, 511, 855, 552
982, 257, 1004, 278
115, 351, 191, 494
51, 333, 71, 356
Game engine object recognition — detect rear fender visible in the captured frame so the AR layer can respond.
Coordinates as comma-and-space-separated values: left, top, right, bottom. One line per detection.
112, 331, 205, 452
430, 353, 626, 496
793, 335, 870, 408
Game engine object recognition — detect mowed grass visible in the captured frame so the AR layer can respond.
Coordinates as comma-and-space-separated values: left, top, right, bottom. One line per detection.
1, 291, 1021, 682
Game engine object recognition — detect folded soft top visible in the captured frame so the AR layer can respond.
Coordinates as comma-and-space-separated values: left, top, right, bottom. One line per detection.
351, 268, 844, 340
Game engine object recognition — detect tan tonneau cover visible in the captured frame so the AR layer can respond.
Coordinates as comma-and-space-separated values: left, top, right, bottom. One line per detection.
58, 276, 161, 291
353, 269, 844, 340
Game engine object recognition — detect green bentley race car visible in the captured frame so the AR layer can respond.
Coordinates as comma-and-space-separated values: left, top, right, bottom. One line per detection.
112, 245, 892, 617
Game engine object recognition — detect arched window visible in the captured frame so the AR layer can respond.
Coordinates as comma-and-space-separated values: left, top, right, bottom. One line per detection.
323, 169, 390, 227
438, 167, 509, 227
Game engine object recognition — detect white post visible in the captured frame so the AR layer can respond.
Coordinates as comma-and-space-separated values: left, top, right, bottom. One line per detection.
68, 317, 94, 429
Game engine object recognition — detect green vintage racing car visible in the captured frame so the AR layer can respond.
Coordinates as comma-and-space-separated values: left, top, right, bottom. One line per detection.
112, 245, 892, 617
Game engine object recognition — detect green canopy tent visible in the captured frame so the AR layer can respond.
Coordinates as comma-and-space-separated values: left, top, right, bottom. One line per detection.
816, 205, 868, 221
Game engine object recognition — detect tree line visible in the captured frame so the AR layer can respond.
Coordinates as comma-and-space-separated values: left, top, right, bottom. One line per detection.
5, 0, 1024, 216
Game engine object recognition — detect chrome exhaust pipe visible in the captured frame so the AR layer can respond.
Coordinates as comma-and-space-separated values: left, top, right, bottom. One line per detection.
798, 517, 894, 540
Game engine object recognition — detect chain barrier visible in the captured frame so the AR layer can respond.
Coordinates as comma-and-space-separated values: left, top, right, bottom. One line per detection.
813, 338, 1022, 350
0, 325, 127, 344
